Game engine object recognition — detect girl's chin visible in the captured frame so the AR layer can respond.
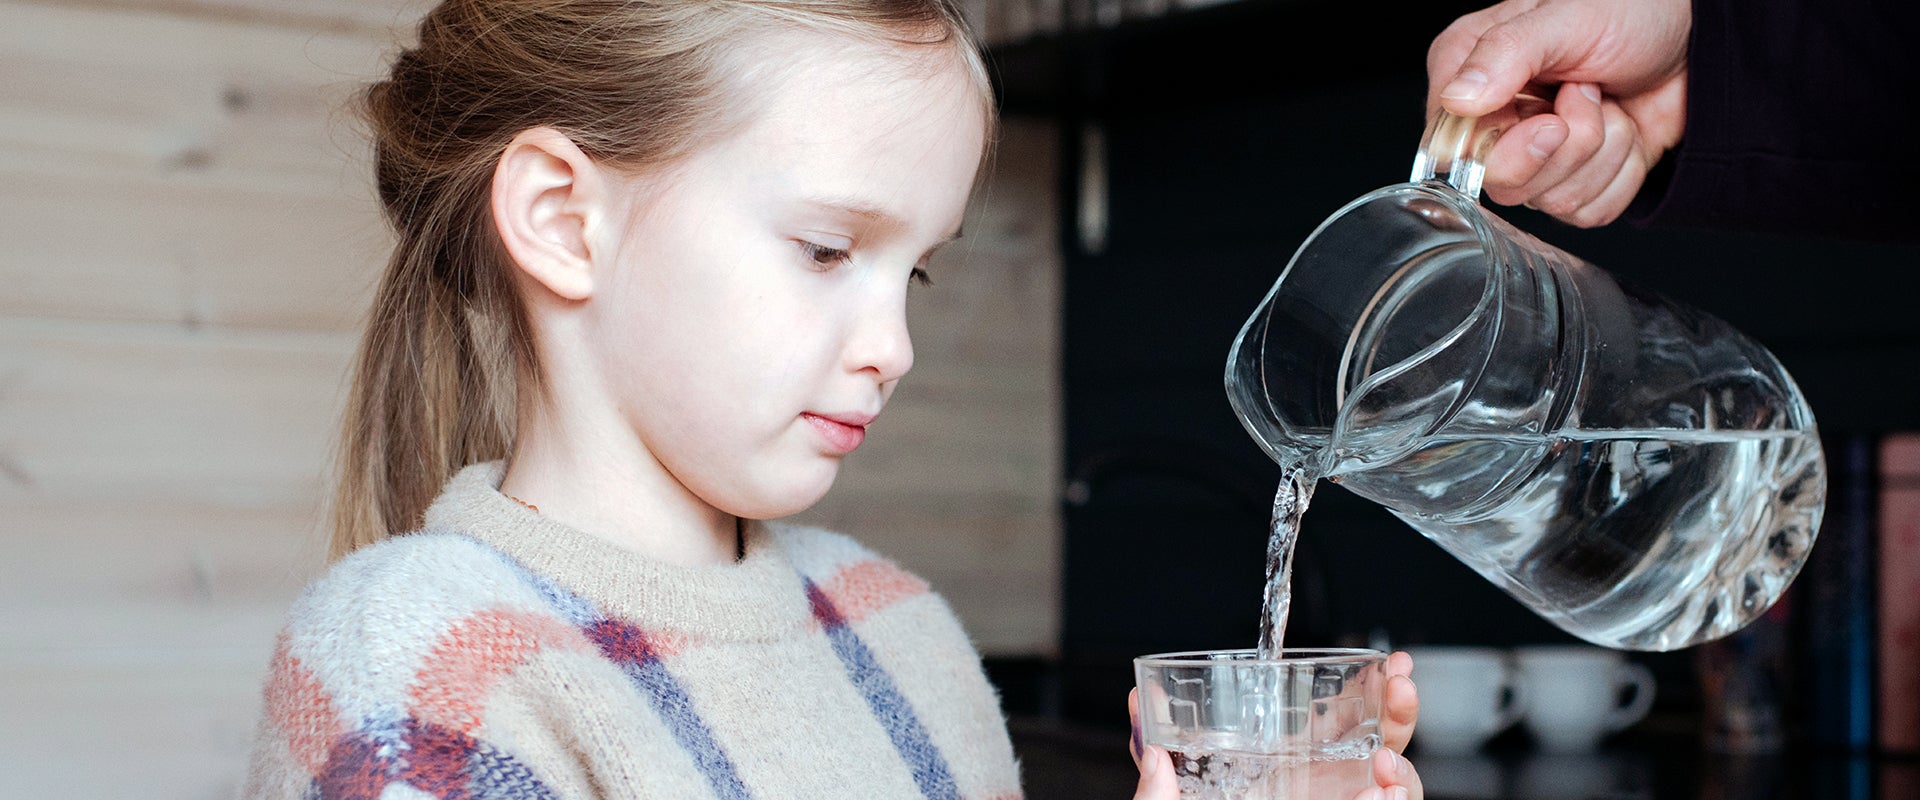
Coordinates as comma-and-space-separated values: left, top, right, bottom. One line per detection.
716, 467, 839, 520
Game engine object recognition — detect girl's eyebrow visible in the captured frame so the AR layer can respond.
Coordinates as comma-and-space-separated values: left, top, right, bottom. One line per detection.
802, 195, 965, 241
802, 195, 893, 223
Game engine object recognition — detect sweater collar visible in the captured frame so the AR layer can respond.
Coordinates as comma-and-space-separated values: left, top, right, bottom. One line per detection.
422, 461, 813, 641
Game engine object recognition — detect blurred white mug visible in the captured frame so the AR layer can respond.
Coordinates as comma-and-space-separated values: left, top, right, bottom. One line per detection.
1402, 646, 1526, 755
1513, 645, 1656, 752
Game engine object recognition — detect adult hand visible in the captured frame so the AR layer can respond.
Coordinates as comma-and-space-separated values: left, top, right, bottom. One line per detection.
1426, 0, 1691, 227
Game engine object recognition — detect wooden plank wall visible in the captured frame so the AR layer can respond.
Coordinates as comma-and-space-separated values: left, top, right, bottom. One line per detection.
0, 1, 1060, 796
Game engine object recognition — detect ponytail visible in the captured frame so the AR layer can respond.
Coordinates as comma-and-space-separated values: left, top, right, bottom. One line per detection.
329, 156, 528, 559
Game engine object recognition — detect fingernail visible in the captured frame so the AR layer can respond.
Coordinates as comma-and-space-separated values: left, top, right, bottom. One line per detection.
1440, 70, 1489, 102
1141, 746, 1160, 777
1393, 750, 1410, 775
1392, 787, 1411, 800
1527, 123, 1568, 160
1579, 83, 1602, 103
1357, 788, 1387, 800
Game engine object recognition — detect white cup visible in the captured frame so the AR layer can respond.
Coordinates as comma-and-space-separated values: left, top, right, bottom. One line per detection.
1513, 645, 1656, 752
1402, 646, 1526, 755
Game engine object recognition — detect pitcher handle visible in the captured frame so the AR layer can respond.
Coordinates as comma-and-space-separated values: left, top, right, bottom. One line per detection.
1410, 94, 1553, 201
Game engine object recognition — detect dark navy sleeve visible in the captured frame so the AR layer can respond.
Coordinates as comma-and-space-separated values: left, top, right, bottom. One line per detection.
1621, 0, 1920, 242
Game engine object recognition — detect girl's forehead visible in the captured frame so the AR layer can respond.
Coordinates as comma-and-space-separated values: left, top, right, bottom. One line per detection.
616, 28, 989, 220
726, 27, 987, 119
710, 37, 986, 161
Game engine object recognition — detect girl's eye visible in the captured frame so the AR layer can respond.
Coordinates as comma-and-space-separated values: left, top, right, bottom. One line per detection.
798, 240, 852, 267
910, 267, 933, 287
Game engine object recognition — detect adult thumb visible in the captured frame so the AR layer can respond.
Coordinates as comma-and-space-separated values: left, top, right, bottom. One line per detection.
1437, 4, 1591, 116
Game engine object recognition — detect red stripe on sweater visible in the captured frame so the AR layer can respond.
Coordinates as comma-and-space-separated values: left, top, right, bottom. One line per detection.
263, 632, 343, 774
818, 559, 930, 624
409, 607, 594, 734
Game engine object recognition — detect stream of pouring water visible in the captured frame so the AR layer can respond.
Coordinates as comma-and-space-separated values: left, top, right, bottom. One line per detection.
1257, 467, 1317, 660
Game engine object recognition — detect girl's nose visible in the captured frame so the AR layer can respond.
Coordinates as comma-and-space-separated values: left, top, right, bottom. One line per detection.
848, 294, 914, 386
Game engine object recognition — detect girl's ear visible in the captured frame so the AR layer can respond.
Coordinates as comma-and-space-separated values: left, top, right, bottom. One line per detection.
491, 127, 607, 301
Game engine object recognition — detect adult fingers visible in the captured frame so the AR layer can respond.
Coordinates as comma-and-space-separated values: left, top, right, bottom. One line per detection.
1480, 81, 1604, 207
1558, 142, 1654, 228
1426, 0, 1548, 109
1477, 113, 1565, 207
1529, 98, 1641, 225
1435, 1, 1608, 118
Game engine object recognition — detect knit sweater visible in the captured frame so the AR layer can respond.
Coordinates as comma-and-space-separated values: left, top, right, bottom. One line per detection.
243, 462, 1024, 799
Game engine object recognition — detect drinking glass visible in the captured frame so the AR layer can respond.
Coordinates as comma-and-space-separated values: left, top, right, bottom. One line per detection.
1134, 648, 1386, 799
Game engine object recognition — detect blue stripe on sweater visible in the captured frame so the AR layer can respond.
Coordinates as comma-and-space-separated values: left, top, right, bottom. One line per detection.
588, 619, 752, 800
465, 737, 563, 800
804, 580, 960, 800
460, 535, 752, 799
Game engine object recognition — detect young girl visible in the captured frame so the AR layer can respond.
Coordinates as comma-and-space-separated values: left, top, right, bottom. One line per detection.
243, 1, 1424, 798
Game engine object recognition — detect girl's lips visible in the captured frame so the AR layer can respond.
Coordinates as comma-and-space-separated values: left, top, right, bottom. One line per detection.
803, 412, 868, 454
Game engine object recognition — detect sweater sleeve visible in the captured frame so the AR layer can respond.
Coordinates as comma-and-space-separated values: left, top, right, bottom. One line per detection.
1622, 0, 1920, 242
240, 536, 590, 800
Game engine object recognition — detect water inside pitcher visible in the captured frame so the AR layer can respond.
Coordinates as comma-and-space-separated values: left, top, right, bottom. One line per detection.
1225, 106, 1826, 652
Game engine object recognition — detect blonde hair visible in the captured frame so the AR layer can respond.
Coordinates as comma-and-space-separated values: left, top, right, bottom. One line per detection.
331, 0, 993, 560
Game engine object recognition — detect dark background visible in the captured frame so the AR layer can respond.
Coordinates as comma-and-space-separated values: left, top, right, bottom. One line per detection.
975, 0, 1920, 749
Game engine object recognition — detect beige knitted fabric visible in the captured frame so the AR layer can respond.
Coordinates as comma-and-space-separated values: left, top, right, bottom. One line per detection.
243, 462, 1023, 799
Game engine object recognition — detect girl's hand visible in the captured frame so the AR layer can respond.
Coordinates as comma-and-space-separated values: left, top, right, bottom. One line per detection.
1360, 650, 1425, 800
1129, 651, 1425, 800
1128, 688, 1180, 799
1382, 650, 1420, 753
1356, 747, 1425, 800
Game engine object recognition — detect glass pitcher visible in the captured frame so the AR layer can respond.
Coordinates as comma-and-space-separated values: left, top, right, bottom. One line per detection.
1225, 103, 1826, 652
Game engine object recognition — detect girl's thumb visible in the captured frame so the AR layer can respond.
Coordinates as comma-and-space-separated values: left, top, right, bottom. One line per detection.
1131, 745, 1179, 800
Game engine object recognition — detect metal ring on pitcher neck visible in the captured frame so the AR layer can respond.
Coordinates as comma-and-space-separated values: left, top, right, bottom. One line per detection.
1411, 92, 1553, 201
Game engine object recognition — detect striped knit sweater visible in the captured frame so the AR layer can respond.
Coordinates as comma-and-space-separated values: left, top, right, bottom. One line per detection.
243, 462, 1024, 799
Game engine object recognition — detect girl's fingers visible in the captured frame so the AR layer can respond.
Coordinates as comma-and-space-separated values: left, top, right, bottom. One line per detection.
1132, 745, 1179, 799
1129, 688, 1180, 799
1383, 673, 1421, 753
1129, 688, 1144, 765
1382, 651, 1420, 754
1370, 748, 1425, 800
1386, 650, 1414, 680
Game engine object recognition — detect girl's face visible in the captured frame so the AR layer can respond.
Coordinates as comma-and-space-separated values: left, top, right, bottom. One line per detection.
585, 38, 988, 520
